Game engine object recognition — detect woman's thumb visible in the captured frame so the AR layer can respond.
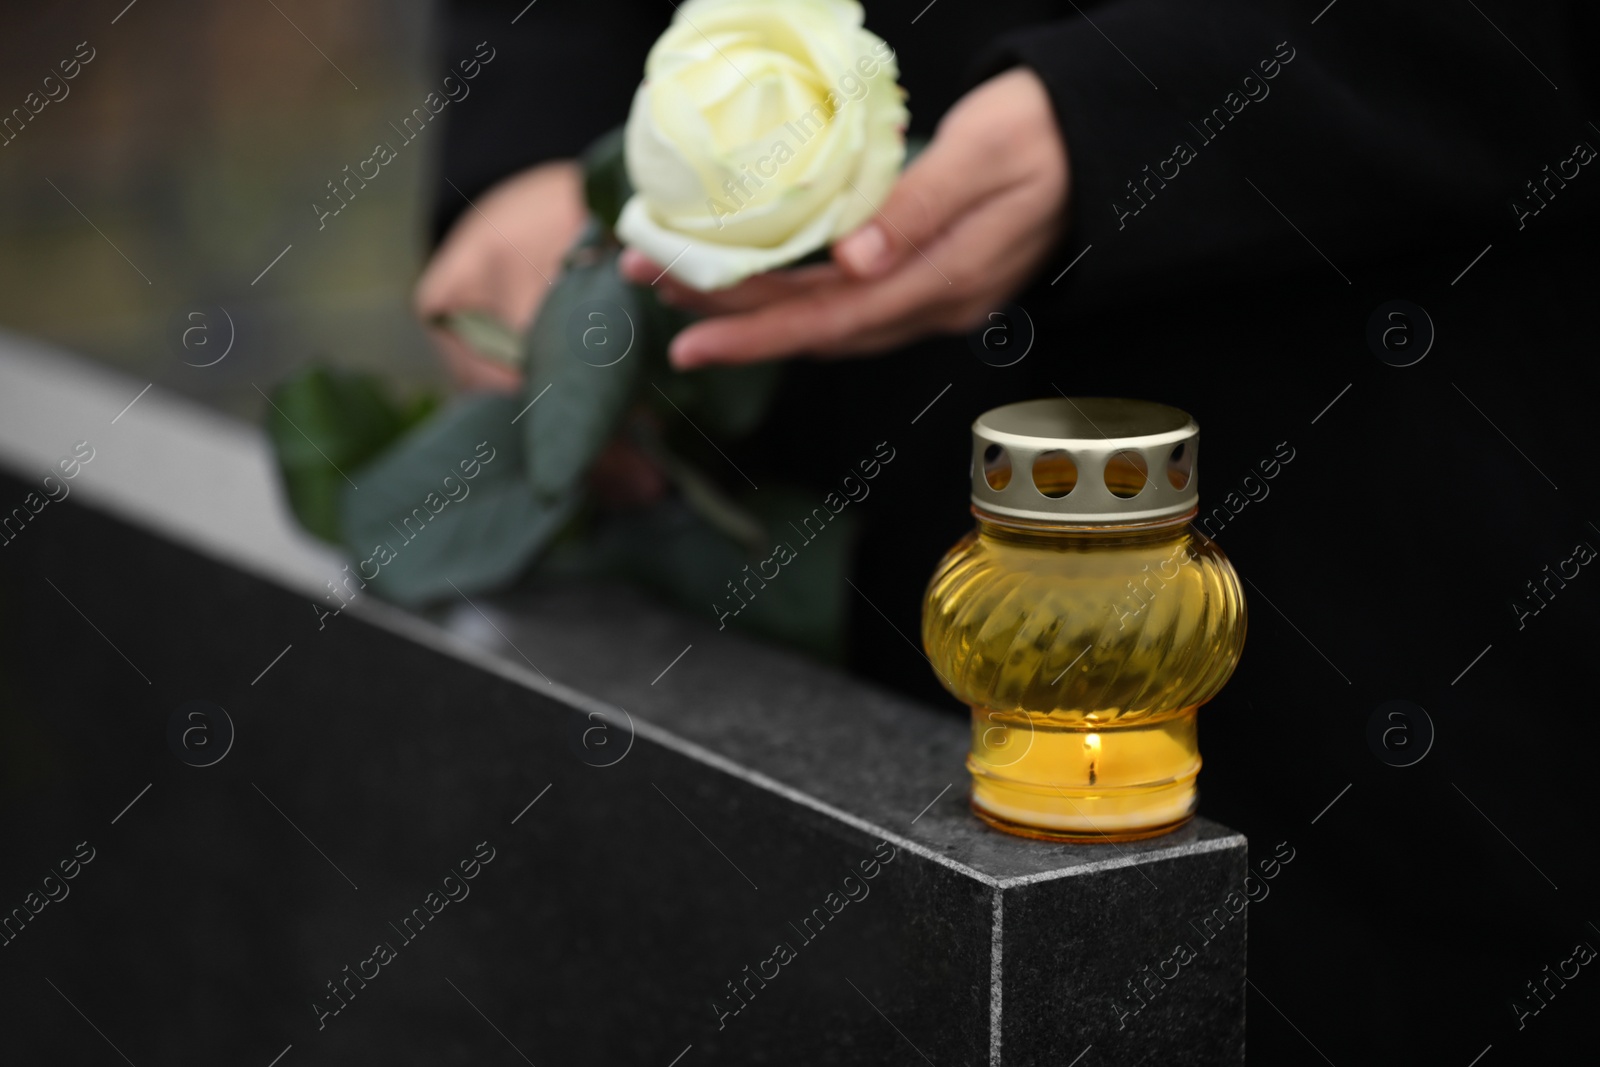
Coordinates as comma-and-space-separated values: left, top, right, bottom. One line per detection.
832, 131, 987, 280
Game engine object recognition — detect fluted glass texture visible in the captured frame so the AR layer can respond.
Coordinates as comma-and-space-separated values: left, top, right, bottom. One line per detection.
924, 519, 1246, 725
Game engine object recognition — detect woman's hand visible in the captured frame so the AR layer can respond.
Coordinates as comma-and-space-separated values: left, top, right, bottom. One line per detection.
618, 67, 1070, 367
414, 160, 588, 391
414, 161, 671, 506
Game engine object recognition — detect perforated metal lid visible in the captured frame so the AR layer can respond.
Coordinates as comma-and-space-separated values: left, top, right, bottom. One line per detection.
971, 397, 1199, 524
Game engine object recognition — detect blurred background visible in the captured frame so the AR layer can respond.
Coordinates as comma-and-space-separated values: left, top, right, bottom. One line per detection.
0, 1, 442, 416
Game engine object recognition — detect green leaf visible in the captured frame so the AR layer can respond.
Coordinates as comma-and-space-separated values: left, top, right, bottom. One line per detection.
521, 239, 647, 500
581, 126, 633, 233
429, 309, 523, 367
550, 489, 855, 662
338, 393, 575, 606
727, 490, 856, 661
265, 367, 438, 543
635, 295, 782, 439
677, 363, 783, 439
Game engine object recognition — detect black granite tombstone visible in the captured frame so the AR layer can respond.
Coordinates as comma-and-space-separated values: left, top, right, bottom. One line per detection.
0, 343, 1246, 1065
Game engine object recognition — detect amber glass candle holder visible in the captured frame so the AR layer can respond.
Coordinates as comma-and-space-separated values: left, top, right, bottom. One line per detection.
921, 398, 1247, 842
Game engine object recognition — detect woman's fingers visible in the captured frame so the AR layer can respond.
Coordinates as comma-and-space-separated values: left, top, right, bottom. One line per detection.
621, 247, 846, 314
668, 253, 950, 366
414, 161, 587, 390
831, 73, 1028, 282
656, 262, 845, 313
670, 179, 1055, 366
427, 326, 525, 393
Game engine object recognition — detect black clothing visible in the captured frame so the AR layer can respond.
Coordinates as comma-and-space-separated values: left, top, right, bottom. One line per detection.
432, 2, 1600, 1062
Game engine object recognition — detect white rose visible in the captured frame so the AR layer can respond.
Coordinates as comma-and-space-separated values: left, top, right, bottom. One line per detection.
616, 0, 908, 291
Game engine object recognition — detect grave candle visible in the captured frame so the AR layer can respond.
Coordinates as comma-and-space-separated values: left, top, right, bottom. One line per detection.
922, 398, 1248, 842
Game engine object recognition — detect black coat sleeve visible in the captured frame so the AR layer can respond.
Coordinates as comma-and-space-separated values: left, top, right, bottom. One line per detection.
427, 0, 668, 243
970, 1, 1597, 307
